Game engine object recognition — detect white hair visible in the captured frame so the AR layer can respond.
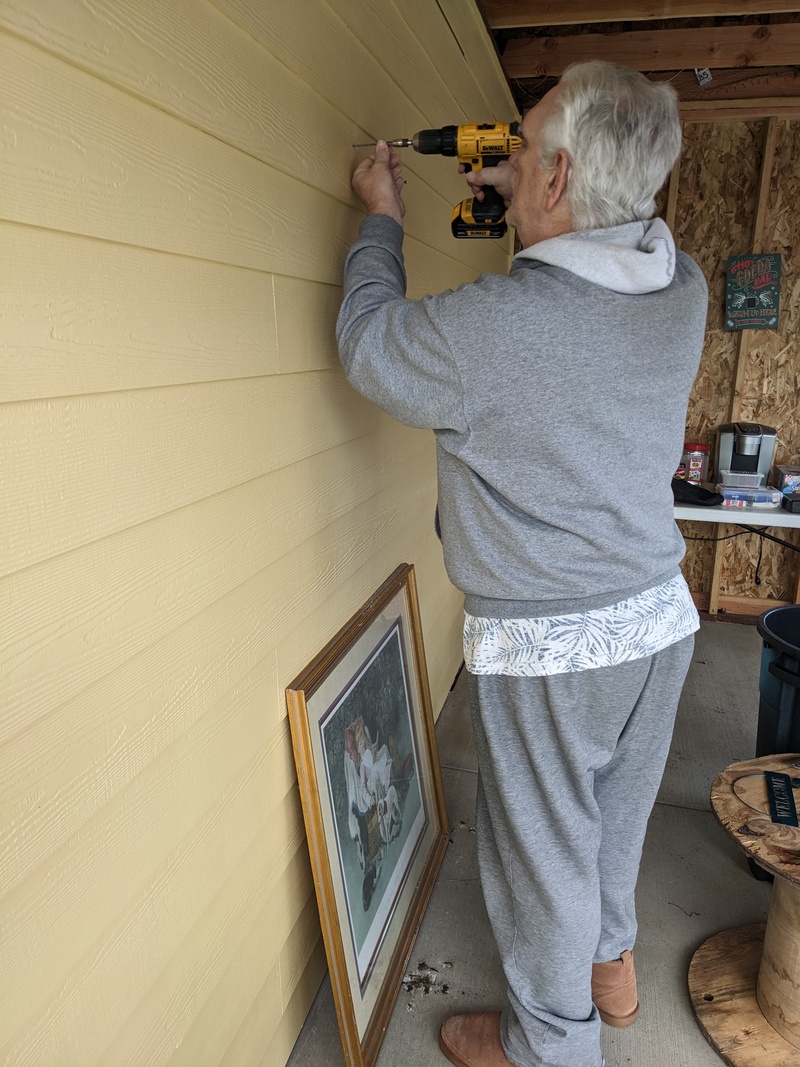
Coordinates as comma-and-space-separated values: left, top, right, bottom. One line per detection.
539, 61, 682, 231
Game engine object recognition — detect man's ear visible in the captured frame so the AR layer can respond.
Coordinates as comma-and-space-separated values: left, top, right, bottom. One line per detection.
545, 149, 570, 211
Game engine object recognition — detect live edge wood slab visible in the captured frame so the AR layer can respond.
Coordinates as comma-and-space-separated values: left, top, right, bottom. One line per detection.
689, 755, 800, 1065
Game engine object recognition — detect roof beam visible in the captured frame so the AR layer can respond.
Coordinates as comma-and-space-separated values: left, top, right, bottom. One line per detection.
679, 96, 800, 117
481, 1, 800, 28
500, 23, 800, 76
511, 64, 800, 99
514, 66, 800, 115
667, 64, 800, 98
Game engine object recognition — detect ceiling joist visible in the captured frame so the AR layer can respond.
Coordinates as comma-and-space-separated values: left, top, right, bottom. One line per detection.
481, 1, 800, 28
500, 23, 800, 78
477, 2, 800, 116
679, 97, 800, 118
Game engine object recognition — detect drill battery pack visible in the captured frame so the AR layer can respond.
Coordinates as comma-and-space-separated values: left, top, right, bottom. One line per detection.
451, 195, 507, 238
417, 122, 520, 239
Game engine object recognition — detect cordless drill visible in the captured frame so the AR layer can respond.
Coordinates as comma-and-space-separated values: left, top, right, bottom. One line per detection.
357, 122, 521, 238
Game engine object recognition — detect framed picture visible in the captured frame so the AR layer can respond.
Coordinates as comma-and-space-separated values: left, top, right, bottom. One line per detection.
286, 564, 449, 1067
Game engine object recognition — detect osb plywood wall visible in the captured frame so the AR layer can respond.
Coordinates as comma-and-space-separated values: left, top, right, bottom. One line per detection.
0, 1, 515, 1064
675, 118, 800, 613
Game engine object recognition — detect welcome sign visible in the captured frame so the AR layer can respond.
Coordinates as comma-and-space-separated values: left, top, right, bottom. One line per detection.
726, 252, 781, 330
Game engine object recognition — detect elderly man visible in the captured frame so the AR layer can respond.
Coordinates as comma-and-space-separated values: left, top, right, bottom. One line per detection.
337, 62, 707, 1067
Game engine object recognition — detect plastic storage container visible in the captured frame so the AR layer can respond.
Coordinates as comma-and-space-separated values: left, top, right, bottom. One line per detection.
718, 470, 765, 488
680, 443, 709, 483
715, 486, 782, 508
748, 605, 800, 880
756, 605, 800, 756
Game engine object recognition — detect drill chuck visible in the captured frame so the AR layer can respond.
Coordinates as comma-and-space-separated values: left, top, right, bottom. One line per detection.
412, 126, 460, 156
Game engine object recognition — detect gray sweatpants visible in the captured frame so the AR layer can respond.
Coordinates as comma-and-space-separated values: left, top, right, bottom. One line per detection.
468, 636, 695, 1067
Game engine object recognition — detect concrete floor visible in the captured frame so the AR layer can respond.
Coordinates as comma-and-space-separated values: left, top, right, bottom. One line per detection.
286, 619, 773, 1067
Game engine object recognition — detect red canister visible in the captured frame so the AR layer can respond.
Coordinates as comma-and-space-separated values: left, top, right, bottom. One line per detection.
681, 443, 709, 484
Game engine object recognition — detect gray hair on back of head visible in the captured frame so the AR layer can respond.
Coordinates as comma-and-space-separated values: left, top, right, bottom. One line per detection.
539, 61, 682, 231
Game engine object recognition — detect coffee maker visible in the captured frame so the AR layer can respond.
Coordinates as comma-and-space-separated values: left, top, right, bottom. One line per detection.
715, 422, 777, 480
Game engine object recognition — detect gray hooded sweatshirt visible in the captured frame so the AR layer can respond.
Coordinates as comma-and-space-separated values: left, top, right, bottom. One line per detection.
336, 215, 707, 620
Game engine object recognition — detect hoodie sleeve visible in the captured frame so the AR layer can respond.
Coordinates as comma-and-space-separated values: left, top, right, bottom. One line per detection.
336, 216, 467, 432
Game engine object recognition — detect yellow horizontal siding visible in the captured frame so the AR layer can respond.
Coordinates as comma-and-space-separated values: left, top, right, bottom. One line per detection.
274, 275, 343, 375
260, 940, 329, 1067
0, 222, 280, 402
327, 0, 475, 122
0, 215, 501, 410
329, 0, 513, 123
1, 721, 298, 1063
0, 0, 360, 204
0, 33, 355, 282
0, 7, 509, 279
1, 0, 515, 1062
220, 938, 328, 1067
426, 0, 518, 118
0, 373, 376, 573
2, 477, 437, 906
3, 433, 433, 735
101, 814, 316, 1067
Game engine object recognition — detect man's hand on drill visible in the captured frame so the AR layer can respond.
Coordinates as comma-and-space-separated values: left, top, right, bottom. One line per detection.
460, 160, 515, 207
352, 141, 406, 226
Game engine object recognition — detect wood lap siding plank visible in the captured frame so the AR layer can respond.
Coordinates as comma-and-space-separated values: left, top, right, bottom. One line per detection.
0, 35, 354, 283
2, 432, 434, 736
219, 0, 458, 133
327, 0, 518, 261
0, 222, 281, 402
0, 1, 508, 1062
0, 456, 439, 1058
205, 870, 326, 1067
217, 0, 400, 133
272, 513, 457, 723
0, 373, 378, 574
0, 0, 360, 204
1, 494, 437, 1060
0, 3, 508, 277
271, 512, 437, 709
326, 0, 485, 123
0, 646, 279, 900
1, 734, 302, 1065
1, 226, 498, 409
433, 0, 521, 118
216, 0, 516, 267
416, 577, 466, 708
100, 815, 316, 1067
274, 275, 344, 376
0, 2, 514, 292
1, 233, 497, 577
218, 940, 326, 1067
2, 508, 441, 915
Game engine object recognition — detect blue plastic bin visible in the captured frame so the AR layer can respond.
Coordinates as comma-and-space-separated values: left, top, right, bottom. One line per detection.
755, 605, 800, 756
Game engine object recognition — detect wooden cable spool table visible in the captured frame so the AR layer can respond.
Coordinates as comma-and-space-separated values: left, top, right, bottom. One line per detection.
689, 754, 800, 1065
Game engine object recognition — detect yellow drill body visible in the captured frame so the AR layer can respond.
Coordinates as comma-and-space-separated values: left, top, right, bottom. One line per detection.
421, 122, 522, 174
382, 121, 521, 237
449, 123, 521, 237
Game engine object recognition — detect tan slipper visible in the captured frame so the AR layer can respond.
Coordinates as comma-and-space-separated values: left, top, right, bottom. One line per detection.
438, 1011, 515, 1067
592, 949, 639, 1027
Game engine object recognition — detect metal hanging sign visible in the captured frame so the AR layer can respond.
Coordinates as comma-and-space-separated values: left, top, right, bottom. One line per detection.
726, 253, 781, 330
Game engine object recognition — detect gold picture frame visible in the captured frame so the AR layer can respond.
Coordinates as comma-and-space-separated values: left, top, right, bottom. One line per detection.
286, 564, 449, 1067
